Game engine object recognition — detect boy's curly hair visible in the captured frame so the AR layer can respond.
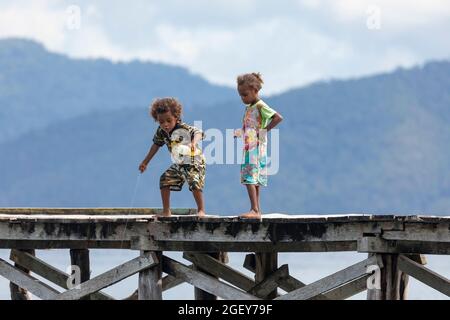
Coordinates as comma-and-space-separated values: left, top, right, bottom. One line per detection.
150, 97, 182, 121
237, 72, 264, 91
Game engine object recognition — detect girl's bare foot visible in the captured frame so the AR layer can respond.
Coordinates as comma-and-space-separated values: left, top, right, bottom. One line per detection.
240, 209, 261, 219
197, 210, 206, 218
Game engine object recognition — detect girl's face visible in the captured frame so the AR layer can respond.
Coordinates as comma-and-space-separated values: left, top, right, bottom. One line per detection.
238, 85, 259, 105
157, 111, 178, 133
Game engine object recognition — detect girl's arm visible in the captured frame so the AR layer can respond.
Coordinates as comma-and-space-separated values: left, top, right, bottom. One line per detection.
265, 112, 283, 131
191, 132, 203, 147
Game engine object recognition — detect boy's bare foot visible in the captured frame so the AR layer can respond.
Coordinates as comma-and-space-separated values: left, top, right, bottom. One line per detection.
154, 210, 171, 220
239, 209, 261, 219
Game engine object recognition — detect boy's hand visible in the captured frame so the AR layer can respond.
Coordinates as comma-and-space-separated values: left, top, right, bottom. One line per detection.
139, 161, 148, 173
234, 128, 243, 138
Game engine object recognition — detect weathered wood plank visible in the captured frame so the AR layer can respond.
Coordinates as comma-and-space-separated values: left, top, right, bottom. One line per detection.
243, 253, 363, 300
147, 221, 398, 243
398, 255, 450, 296
139, 239, 357, 252
190, 252, 228, 300
9, 249, 35, 300
55, 253, 158, 300
138, 251, 162, 300
184, 253, 255, 292
325, 276, 369, 300
249, 264, 288, 298
383, 223, 450, 242
162, 255, 260, 300
254, 253, 278, 299
276, 255, 382, 300
0, 258, 59, 300
358, 237, 450, 255
9, 249, 113, 300
0, 208, 197, 216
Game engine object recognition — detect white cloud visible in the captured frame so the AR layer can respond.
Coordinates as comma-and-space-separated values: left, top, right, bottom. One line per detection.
0, 0, 449, 94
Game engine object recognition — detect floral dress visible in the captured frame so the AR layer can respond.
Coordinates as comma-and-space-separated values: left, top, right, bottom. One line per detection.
240, 100, 277, 186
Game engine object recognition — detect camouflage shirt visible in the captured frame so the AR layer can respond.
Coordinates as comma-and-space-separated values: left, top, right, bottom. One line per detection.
152, 122, 205, 154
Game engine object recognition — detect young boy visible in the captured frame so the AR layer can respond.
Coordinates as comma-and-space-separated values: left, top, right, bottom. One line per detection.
139, 97, 206, 217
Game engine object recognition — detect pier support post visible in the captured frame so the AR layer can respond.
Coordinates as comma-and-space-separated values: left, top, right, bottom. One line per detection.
139, 251, 162, 300
367, 254, 410, 300
70, 249, 91, 300
194, 252, 228, 300
255, 252, 278, 299
10, 249, 35, 300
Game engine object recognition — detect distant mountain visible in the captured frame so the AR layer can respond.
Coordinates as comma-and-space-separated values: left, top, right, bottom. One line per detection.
0, 38, 234, 143
1, 54, 450, 215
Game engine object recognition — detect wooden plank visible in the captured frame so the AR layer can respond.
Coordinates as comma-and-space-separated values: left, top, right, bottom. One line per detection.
162, 273, 186, 291
243, 253, 362, 300
9, 249, 34, 300
249, 264, 288, 298
325, 276, 369, 300
138, 251, 162, 300
147, 221, 398, 243
398, 255, 450, 296
184, 253, 255, 291
0, 258, 60, 300
383, 223, 450, 242
70, 249, 91, 300
9, 249, 113, 300
358, 237, 450, 255
55, 253, 158, 300
124, 271, 188, 300
162, 255, 260, 300
139, 239, 357, 252
0, 208, 196, 216
276, 255, 382, 300
192, 252, 228, 300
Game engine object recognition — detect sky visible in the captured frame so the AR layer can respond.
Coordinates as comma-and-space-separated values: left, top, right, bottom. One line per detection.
0, 0, 449, 94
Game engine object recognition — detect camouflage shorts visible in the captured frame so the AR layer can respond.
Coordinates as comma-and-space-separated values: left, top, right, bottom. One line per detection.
160, 163, 205, 192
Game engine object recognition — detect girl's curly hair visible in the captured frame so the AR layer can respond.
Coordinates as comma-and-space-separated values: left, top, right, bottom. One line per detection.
237, 72, 264, 91
150, 97, 182, 121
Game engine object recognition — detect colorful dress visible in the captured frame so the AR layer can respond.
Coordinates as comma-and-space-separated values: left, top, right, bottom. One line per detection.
240, 100, 277, 186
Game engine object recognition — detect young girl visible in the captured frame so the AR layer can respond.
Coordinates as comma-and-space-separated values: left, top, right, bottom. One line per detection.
236, 73, 283, 218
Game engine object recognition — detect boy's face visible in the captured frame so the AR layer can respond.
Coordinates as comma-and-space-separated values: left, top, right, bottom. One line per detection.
238, 85, 259, 105
157, 111, 178, 133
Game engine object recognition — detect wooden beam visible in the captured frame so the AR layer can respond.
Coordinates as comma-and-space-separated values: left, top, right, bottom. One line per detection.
276, 255, 382, 300
162, 255, 260, 300
139, 240, 357, 252
184, 253, 255, 292
398, 255, 450, 297
138, 251, 162, 300
0, 258, 59, 300
190, 252, 229, 300
9, 249, 113, 300
249, 264, 288, 298
243, 253, 364, 300
255, 253, 278, 299
358, 237, 450, 255
9, 249, 35, 300
55, 253, 158, 300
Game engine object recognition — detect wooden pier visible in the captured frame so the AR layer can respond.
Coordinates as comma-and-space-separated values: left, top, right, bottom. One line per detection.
0, 208, 449, 300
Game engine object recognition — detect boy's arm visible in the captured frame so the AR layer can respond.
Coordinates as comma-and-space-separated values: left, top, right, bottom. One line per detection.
265, 112, 283, 131
142, 143, 161, 165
